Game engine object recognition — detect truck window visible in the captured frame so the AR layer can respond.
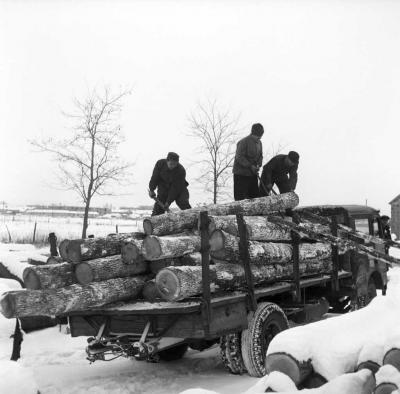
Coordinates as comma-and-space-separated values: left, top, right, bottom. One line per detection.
373, 219, 380, 237
354, 219, 369, 234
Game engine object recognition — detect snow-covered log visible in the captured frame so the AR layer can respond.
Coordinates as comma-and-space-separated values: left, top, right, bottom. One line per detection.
375, 365, 400, 394
356, 342, 384, 374
66, 232, 145, 262
209, 230, 331, 264
149, 253, 202, 274
143, 192, 299, 236
0, 276, 148, 318
23, 262, 75, 290
383, 348, 400, 372
156, 259, 332, 301
121, 239, 144, 264
143, 234, 201, 261
74, 255, 148, 285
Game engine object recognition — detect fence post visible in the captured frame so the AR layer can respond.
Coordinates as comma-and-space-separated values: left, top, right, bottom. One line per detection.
116, 225, 119, 234
32, 222, 37, 244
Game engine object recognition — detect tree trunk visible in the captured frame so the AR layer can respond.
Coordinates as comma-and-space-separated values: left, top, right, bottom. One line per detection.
265, 352, 314, 386
67, 232, 145, 262
141, 279, 160, 302
58, 239, 70, 261
208, 215, 292, 240
0, 276, 148, 318
82, 198, 91, 239
209, 230, 331, 264
74, 255, 148, 285
143, 234, 201, 261
121, 239, 144, 264
149, 253, 202, 274
143, 192, 299, 236
155, 259, 332, 301
23, 262, 75, 290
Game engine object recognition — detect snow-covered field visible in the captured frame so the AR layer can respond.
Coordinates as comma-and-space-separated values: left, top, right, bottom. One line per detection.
0, 215, 145, 244
0, 245, 400, 393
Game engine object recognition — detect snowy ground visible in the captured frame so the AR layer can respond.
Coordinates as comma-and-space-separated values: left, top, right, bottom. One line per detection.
0, 245, 400, 393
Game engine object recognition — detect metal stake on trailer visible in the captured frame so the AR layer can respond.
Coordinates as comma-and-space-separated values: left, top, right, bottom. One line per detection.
330, 215, 340, 292
291, 230, 302, 303
199, 211, 212, 338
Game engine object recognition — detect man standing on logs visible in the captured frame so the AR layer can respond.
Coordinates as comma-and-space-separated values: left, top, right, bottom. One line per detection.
232, 123, 264, 201
259, 151, 300, 196
148, 152, 191, 216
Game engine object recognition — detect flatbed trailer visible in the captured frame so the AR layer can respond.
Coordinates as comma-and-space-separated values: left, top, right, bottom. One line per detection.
66, 205, 389, 377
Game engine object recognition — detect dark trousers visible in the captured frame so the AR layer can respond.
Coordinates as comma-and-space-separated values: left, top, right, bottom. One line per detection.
233, 174, 259, 201
151, 188, 191, 216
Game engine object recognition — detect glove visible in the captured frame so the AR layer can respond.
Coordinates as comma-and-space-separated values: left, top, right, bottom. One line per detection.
163, 203, 170, 211
148, 190, 156, 199
250, 165, 259, 175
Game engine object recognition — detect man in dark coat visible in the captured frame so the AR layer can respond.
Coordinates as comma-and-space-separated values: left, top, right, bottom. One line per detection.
232, 123, 264, 201
259, 151, 300, 196
148, 152, 191, 216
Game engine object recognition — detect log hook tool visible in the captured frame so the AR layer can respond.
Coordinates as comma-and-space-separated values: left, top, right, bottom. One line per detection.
148, 189, 171, 213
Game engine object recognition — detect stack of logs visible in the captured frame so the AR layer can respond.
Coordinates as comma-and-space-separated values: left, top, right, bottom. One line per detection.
0, 191, 339, 319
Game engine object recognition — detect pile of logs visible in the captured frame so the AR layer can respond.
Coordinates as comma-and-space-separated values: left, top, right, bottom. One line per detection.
2, 190, 388, 319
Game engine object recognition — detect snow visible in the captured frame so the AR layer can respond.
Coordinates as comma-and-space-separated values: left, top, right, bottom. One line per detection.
0, 360, 40, 394
376, 365, 400, 387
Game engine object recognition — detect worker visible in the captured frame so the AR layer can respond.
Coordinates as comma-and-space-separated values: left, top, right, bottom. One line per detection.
148, 152, 191, 216
232, 123, 264, 201
259, 151, 299, 196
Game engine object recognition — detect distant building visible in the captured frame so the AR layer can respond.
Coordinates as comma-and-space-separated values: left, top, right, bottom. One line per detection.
389, 194, 400, 238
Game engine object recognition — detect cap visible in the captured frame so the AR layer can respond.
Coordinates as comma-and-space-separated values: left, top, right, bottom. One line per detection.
167, 152, 179, 162
251, 123, 264, 137
288, 151, 300, 164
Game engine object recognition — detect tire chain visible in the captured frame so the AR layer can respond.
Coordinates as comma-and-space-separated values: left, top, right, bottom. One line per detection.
219, 333, 246, 374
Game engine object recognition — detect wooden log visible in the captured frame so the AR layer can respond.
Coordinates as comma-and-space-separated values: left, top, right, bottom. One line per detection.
23, 262, 75, 290
46, 256, 63, 265
265, 352, 313, 386
143, 234, 201, 261
209, 230, 331, 264
155, 259, 332, 301
121, 239, 144, 265
383, 348, 400, 371
58, 239, 70, 261
0, 276, 148, 318
67, 232, 146, 262
74, 255, 148, 285
149, 253, 202, 274
141, 279, 160, 302
357, 361, 381, 374
143, 192, 300, 236
27, 257, 48, 266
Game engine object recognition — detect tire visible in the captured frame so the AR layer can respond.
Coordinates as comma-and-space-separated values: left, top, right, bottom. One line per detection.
220, 333, 246, 375
158, 344, 188, 361
241, 302, 289, 377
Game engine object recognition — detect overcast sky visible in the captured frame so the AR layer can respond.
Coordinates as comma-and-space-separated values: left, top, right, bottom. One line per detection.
1, 0, 399, 214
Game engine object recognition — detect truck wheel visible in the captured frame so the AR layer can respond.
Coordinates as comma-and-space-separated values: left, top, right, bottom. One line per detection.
241, 302, 289, 377
220, 333, 246, 374
158, 344, 188, 361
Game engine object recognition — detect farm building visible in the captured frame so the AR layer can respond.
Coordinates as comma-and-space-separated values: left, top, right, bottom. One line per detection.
389, 194, 400, 239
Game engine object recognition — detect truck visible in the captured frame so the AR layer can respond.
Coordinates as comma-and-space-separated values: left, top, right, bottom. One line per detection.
65, 204, 390, 377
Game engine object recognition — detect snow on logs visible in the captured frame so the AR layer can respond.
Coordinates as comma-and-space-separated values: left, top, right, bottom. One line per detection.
65, 232, 145, 262
143, 192, 300, 236
0, 276, 148, 318
155, 259, 332, 301
209, 229, 332, 264
74, 255, 148, 285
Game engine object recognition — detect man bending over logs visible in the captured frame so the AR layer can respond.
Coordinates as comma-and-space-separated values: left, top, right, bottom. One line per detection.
259, 151, 300, 196
232, 123, 264, 201
148, 152, 191, 216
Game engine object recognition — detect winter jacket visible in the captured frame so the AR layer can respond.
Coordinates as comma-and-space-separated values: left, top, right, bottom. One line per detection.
261, 154, 298, 190
149, 159, 189, 205
232, 135, 263, 177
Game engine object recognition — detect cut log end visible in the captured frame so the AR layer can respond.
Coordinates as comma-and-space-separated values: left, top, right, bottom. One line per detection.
209, 230, 225, 252
155, 269, 181, 301
58, 239, 70, 261
67, 240, 82, 262
357, 360, 381, 375
75, 262, 94, 285
0, 293, 16, 319
22, 269, 41, 290
266, 352, 313, 385
121, 242, 141, 264
142, 280, 160, 302
383, 348, 400, 371
374, 382, 398, 394
143, 236, 162, 260
143, 219, 154, 235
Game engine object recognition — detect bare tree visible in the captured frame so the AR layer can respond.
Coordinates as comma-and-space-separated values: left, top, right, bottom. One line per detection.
31, 87, 133, 238
187, 99, 241, 204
